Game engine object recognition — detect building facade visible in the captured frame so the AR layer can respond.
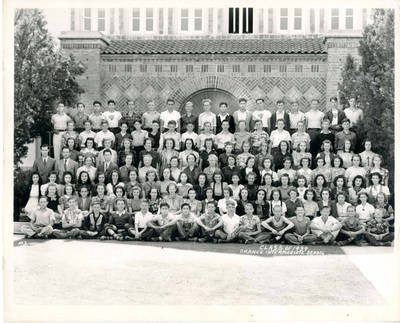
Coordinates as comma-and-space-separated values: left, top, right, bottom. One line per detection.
59, 7, 370, 115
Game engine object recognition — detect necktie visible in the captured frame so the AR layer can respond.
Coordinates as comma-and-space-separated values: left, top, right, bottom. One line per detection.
43, 158, 47, 167
105, 163, 108, 172
64, 159, 68, 170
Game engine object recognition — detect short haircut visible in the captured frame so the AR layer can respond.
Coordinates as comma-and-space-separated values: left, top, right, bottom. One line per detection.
159, 202, 170, 209
239, 98, 247, 103
103, 149, 112, 155
181, 203, 190, 209
107, 100, 116, 105
276, 100, 284, 105
93, 100, 102, 106
330, 96, 338, 102
167, 98, 175, 104
219, 102, 228, 107
77, 102, 85, 108
256, 98, 265, 103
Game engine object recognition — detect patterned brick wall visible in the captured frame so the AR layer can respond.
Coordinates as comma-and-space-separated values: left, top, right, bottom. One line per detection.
100, 54, 328, 113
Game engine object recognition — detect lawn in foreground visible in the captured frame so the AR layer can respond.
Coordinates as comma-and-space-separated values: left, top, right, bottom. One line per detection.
13, 238, 385, 306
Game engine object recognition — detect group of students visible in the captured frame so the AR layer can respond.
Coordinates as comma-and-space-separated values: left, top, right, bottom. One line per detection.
20, 95, 394, 246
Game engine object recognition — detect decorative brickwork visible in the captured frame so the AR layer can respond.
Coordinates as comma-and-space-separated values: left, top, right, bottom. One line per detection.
58, 32, 362, 114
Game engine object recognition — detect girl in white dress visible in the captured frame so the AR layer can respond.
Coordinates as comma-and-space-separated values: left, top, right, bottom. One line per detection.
24, 173, 41, 215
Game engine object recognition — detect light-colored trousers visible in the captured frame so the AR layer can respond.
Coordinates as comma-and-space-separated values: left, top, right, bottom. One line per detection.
21, 224, 53, 237
53, 131, 65, 159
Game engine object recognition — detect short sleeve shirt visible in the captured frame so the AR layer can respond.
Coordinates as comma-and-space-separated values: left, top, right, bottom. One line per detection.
366, 219, 389, 234
305, 110, 325, 129
160, 110, 181, 129
270, 129, 291, 148
221, 214, 240, 234
239, 214, 260, 231
102, 111, 123, 128
289, 216, 311, 235
153, 213, 176, 226
342, 218, 363, 232
252, 110, 272, 128
52, 113, 71, 130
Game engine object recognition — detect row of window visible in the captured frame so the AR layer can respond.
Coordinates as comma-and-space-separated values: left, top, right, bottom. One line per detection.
77, 7, 365, 33
107, 64, 322, 73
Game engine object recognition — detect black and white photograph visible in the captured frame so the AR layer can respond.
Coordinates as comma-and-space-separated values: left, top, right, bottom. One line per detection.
2, 0, 399, 321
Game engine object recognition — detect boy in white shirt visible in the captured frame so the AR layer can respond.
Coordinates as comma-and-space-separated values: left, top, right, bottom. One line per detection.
147, 203, 178, 242
130, 199, 155, 241
160, 99, 181, 133
198, 98, 217, 133
288, 101, 305, 135
269, 119, 291, 155
252, 98, 272, 132
94, 120, 116, 149
310, 206, 342, 244
305, 99, 325, 157
21, 197, 55, 238
215, 120, 235, 153
102, 100, 122, 135
211, 200, 241, 242
181, 122, 199, 149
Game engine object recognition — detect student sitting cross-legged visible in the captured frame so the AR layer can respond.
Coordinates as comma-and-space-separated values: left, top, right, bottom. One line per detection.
147, 203, 178, 242
21, 196, 56, 239
336, 205, 365, 246
80, 198, 106, 239
175, 203, 199, 241
237, 203, 262, 244
285, 206, 318, 245
102, 198, 133, 241
52, 196, 85, 239
195, 201, 221, 243
210, 199, 241, 243
129, 199, 155, 241
310, 206, 342, 245
255, 205, 294, 244
364, 208, 394, 246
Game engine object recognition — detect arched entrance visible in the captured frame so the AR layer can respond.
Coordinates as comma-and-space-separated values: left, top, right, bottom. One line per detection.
179, 88, 239, 115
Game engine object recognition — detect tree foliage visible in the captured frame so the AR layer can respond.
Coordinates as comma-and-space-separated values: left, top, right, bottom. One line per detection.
14, 9, 85, 168
338, 9, 394, 193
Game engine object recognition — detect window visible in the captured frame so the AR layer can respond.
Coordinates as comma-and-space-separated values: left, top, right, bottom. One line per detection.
84, 8, 91, 31
233, 64, 240, 73
159, 8, 164, 34
311, 65, 319, 72
228, 8, 239, 33
217, 8, 223, 33
362, 8, 367, 28
109, 64, 116, 73
170, 65, 178, 72
310, 8, 315, 33
119, 8, 124, 34
155, 65, 162, 73
201, 65, 208, 73
181, 9, 189, 31
295, 65, 303, 73
168, 8, 173, 34
294, 8, 302, 30
140, 65, 147, 73
319, 8, 325, 32
279, 65, 287, 73
268, 8, 274, 33
98, 9, 105, 32
71, 8, 76, 31
280, 8, 288, 30
194, 8, 203, 31
132, 8, 140, 31
124, 64, 132, 72
345, 8, 353, 29
331, 8, 339, 30
146, 8, 154, 31
248, 65, 256, 73
110, 8, 115, 34
217, 65, 224, 73
242, 8, 253, 33
264, 65, 271, 73
258, 8, 264, 33
186, 65, 193, 73
208, 8, 213, 33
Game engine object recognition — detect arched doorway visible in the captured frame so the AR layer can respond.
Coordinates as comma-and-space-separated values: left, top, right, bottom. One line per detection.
179, 88, 239, 115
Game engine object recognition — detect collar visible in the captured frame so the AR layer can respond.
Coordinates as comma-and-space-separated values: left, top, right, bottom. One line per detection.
219, 113, 229, 118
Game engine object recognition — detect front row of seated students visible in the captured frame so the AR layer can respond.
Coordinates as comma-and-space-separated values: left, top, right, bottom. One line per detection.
21, 195, 394, 246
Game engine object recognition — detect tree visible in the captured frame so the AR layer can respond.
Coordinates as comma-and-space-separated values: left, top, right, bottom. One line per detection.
14, 9, 85, 168
338, 9, 394, 195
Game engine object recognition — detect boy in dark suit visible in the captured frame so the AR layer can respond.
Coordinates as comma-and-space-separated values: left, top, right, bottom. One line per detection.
54, 147, 79, 182
270, 100, 290, 131
32, 144, 55, 183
